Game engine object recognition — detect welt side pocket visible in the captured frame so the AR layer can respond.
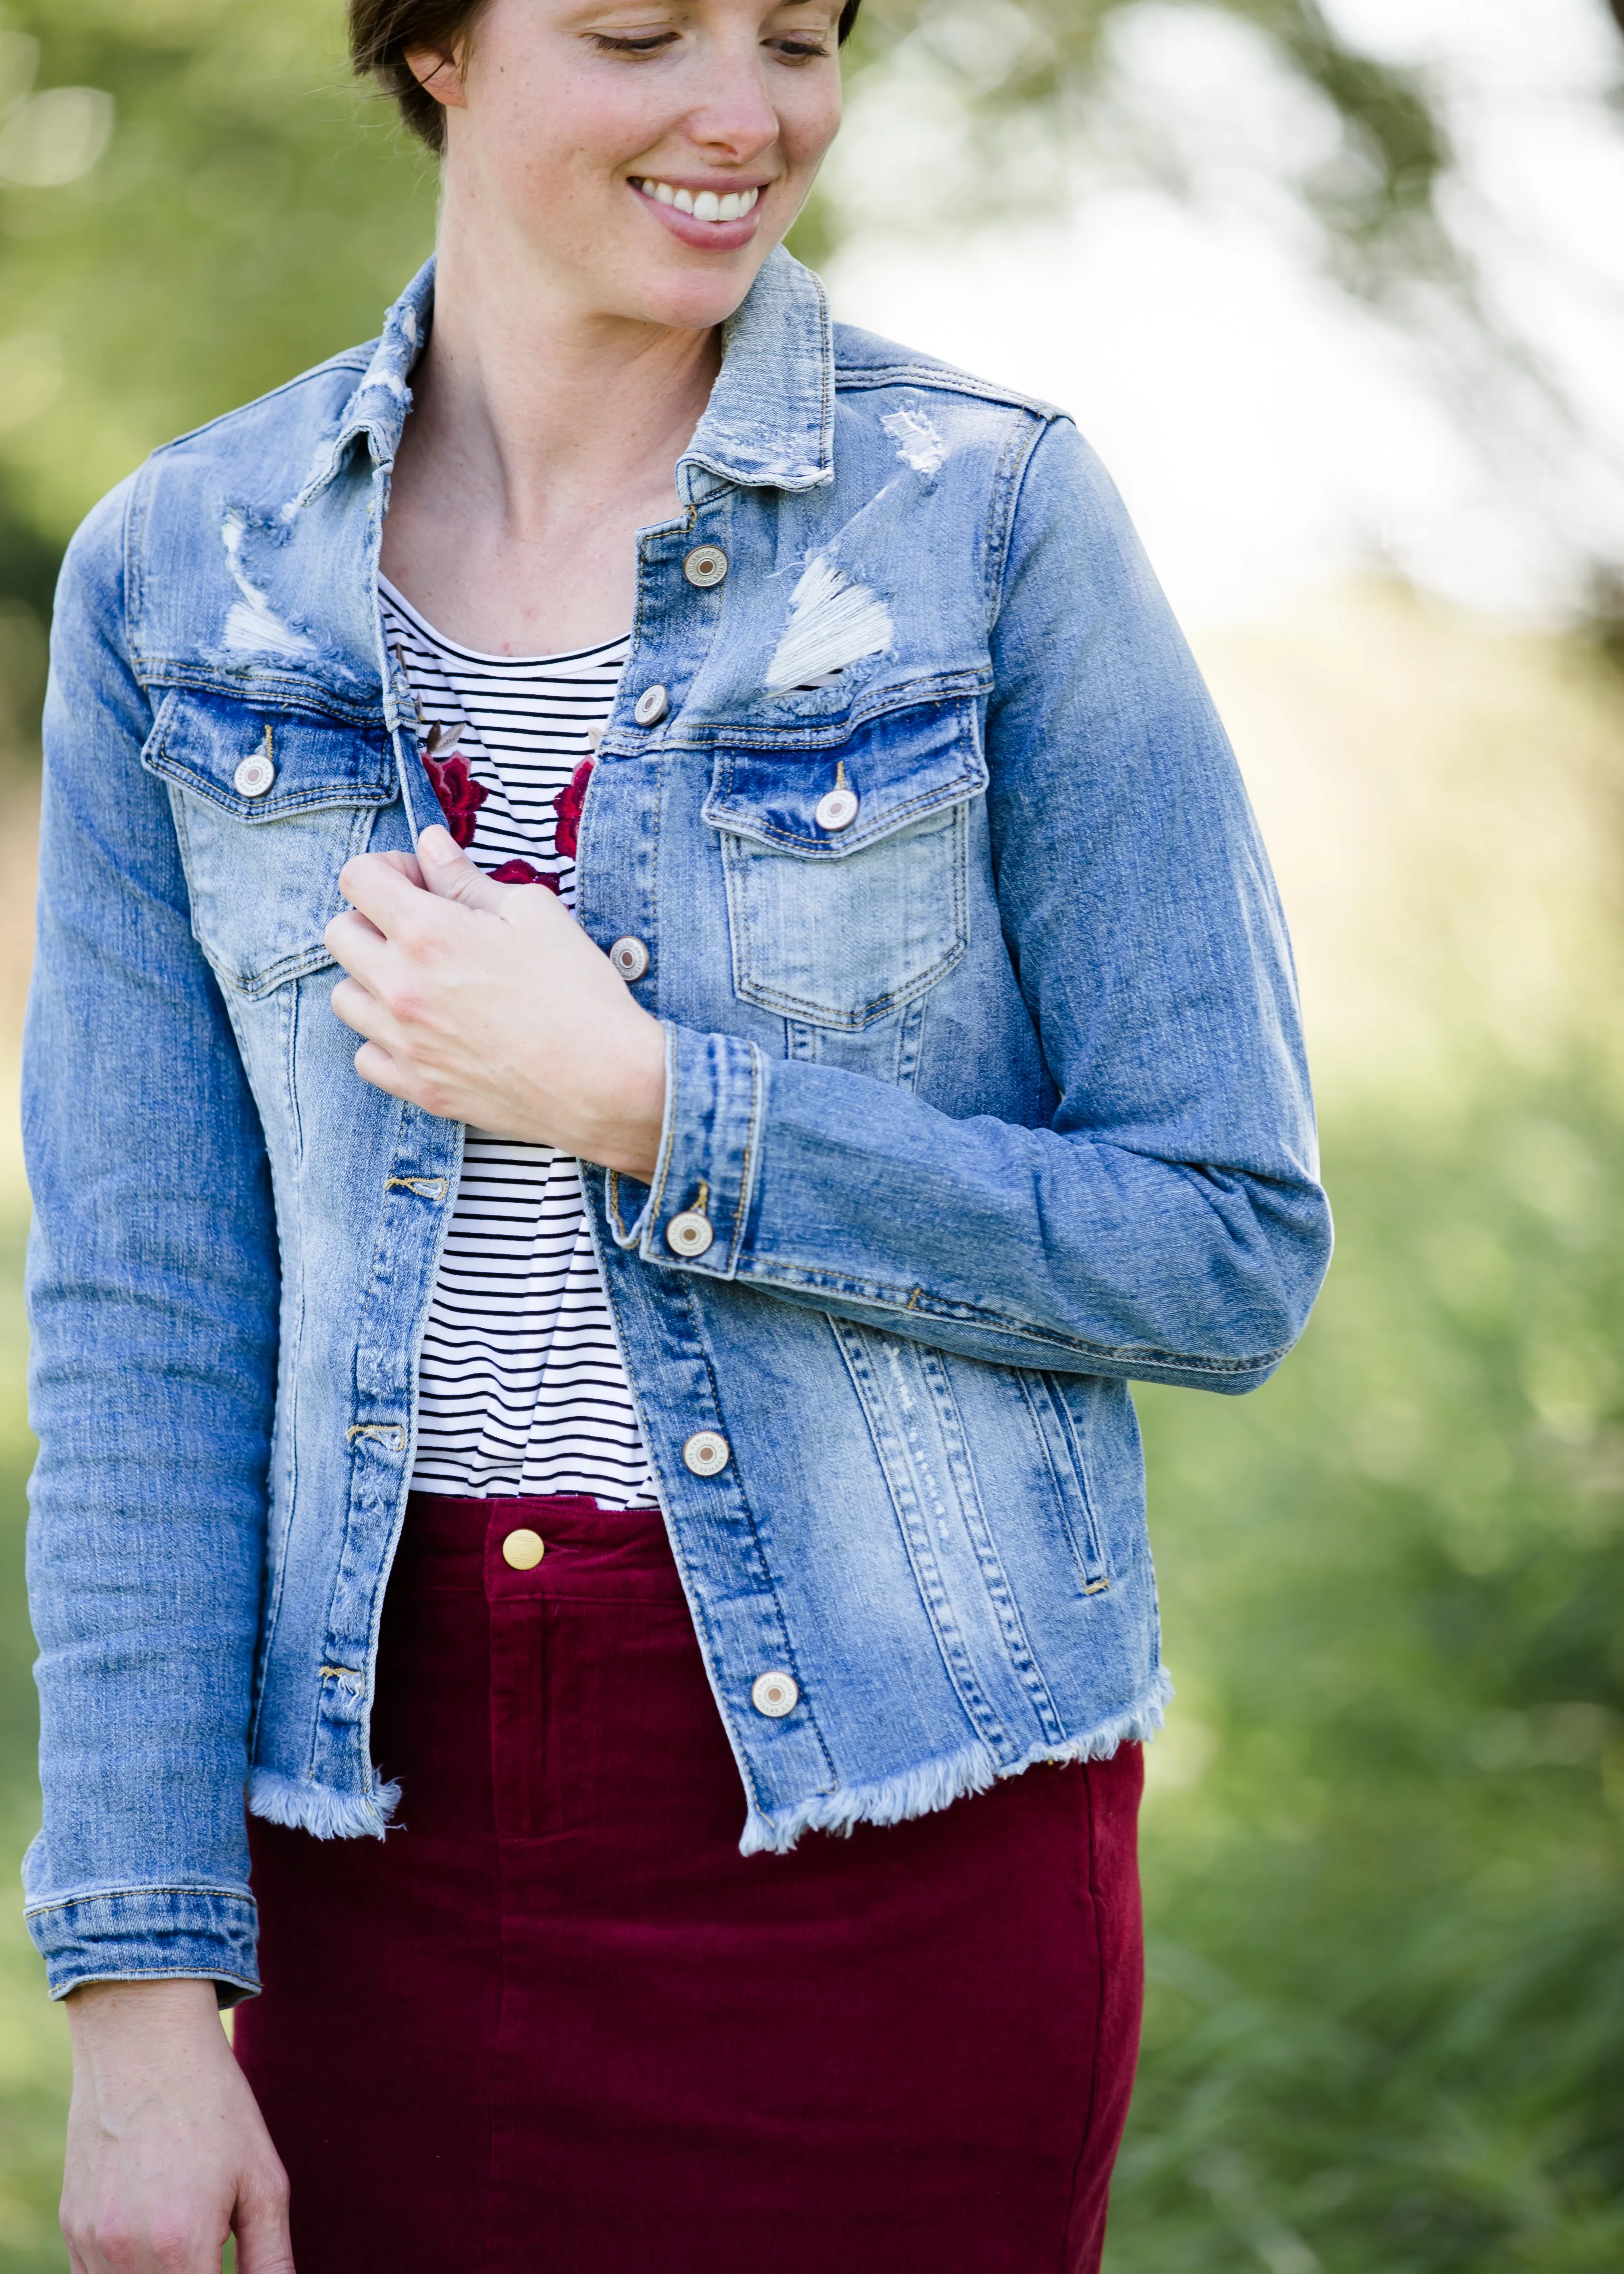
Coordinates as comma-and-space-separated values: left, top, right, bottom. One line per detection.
1018, 1372, 1112, 1595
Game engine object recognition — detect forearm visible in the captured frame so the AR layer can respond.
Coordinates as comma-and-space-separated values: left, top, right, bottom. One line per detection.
612, 1027, 1331, 1388
25, 493, 280, 1998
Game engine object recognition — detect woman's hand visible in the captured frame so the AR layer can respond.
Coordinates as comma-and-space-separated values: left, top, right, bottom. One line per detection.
326, 825, 668, 1178
62, 1979, 293, 2274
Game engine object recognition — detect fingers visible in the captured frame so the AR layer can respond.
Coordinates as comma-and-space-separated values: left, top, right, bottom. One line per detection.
329, 975, 391, 1043
325, 906, 390, 987
371, 847, 425, 888
415, 824, 523, 915
336, 847, 438, 932
351, 1039, 414, 1102
232, 2164, 296, 2274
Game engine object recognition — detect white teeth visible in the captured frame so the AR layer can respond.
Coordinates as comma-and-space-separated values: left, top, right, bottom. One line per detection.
637, 179, 761, 222
632, 180, 759, 223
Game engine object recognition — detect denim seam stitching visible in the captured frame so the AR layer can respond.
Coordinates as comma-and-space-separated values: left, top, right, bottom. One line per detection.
735, 1262, 1290, 1376
25, 1884, 258, 1920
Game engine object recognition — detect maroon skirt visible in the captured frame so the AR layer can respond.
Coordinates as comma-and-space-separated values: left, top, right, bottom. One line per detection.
235, 1492, 1144, 2272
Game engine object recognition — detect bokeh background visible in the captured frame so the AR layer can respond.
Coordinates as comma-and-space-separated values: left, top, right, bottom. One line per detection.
1, 2, 1623, 2266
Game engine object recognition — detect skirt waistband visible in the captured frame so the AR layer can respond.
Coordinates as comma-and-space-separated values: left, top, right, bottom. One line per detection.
400, 1491, 680, 1604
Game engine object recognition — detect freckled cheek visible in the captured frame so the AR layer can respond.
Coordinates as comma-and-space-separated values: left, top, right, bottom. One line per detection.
781, 75, 843, 176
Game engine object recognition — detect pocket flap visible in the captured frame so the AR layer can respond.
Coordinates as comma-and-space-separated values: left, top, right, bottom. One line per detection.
142, 691, 394, 818
702, 696, 985, 860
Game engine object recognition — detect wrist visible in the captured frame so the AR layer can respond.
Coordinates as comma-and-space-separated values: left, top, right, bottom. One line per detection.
67, 1976, 222, 2046
584, 1011, 667, 1180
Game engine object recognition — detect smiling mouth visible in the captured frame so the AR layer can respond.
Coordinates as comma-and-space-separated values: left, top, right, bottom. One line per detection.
631, 177, 763, 224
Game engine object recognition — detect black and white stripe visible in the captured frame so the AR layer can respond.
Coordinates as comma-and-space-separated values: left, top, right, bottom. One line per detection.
381, 578, 656, 1507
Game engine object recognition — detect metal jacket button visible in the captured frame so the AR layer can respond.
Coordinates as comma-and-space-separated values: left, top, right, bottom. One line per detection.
501, 1528, 546, 1570
814, 784, 859, 832
752, 1670, 799, 1718
683, 544, 729, 589
234, 753, 276, 798
666, 1210, 714, 1258
682, 1429, 730, 1477
633, 684, 669, 728
609, 937, 650, 982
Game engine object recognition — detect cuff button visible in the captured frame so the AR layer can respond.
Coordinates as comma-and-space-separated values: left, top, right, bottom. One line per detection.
666, 1209, 715, 1257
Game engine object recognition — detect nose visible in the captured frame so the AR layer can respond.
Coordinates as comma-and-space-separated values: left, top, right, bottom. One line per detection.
682, 30, 781, 164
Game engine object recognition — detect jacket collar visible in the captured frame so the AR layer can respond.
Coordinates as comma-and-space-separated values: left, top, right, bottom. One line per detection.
293, 245, 835, 512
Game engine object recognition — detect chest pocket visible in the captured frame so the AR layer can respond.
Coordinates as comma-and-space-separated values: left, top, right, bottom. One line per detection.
142, 690, 396, 999
703, 696, 986, 1032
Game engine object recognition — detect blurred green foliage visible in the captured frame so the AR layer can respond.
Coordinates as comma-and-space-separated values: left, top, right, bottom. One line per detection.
837, 0, 1449, 276
1114, 1075, 1624, 2271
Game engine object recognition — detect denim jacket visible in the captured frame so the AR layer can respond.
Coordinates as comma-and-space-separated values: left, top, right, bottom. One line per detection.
23, 250, 1330, 2000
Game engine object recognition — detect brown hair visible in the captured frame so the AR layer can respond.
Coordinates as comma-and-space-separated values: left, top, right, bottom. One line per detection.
350, 0, 865, 155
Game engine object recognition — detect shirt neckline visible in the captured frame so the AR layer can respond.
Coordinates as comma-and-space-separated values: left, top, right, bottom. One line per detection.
379, 574, 631, 669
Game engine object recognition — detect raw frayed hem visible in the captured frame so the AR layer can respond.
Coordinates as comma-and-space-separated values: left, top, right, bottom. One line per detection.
247, 1768, 401, 1842
739, 1667, 1174, 1858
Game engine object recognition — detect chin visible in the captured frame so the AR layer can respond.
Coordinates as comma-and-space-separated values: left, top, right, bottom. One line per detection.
594, 252, 778, 334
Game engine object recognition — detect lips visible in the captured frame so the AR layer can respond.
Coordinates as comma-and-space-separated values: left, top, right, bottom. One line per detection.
628, 174, 768, 250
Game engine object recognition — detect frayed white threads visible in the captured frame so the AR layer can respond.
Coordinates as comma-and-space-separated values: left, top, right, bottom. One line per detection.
882, 406, 949, 477
220, 510, 318, 659
738, 1670, 1174, 1857
247, 1767, 400, 1842
765, 555, 894, 694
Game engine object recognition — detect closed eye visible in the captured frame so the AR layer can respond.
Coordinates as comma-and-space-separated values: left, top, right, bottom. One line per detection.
590, 32, 680, 55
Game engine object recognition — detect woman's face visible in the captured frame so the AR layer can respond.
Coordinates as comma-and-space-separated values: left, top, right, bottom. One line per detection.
414, 0, 846, 328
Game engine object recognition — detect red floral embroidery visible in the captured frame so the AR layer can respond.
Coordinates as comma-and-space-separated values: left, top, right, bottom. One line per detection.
489, 858, 561, 894
423, 751, 488, 849
553, 760, 593, 861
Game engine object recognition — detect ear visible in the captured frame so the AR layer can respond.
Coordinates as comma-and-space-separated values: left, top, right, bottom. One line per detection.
405, 45, 469, 111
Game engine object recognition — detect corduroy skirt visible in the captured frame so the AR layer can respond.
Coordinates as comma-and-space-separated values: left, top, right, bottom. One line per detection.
234, 1491, 1145, 2272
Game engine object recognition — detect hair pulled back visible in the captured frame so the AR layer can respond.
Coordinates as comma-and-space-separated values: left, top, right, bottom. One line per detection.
350, 0, 864, 155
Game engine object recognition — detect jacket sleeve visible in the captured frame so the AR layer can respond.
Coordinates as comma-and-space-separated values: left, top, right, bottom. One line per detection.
22, 479, 278, 2003
613, 416, 1332, 1389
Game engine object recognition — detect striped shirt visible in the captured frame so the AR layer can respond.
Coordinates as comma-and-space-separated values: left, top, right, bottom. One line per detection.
380, 577, 656, 1508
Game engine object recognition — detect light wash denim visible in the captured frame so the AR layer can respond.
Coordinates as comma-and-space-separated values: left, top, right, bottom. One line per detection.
22, 250, 1330, 2000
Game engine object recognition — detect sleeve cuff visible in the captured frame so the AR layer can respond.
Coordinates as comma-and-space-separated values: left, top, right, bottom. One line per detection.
605, 1024, 765, 1280
25, 1886, 260, 2007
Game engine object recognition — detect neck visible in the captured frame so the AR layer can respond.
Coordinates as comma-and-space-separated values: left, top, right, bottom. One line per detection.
407, 195, 723, 543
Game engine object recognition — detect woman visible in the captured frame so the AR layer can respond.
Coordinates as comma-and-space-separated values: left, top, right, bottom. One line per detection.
23, 2, 1330, 2268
